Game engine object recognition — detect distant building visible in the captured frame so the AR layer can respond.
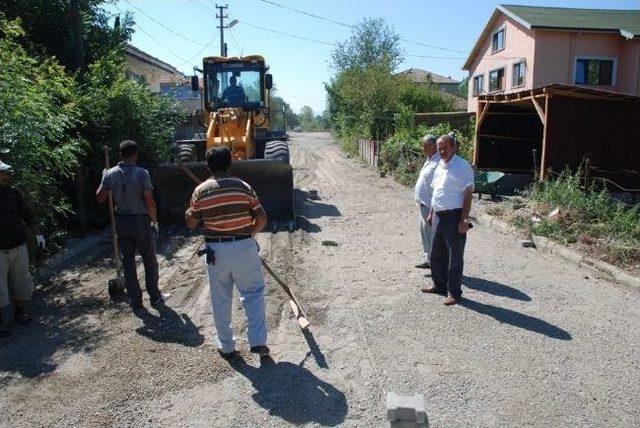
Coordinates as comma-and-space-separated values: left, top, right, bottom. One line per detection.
463, 5, 640, 112
124, 44, 186, 93
396, 68, 461, 95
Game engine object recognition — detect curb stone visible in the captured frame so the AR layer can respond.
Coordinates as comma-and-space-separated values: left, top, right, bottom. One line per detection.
476, 213, 640, 290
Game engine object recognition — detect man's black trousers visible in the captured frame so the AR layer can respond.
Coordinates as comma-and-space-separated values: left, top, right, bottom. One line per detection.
115, 215, 160, 305
430, 209, 466, 298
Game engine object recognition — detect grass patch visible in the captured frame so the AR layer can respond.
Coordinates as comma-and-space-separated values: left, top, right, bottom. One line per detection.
500, 171, 640, 270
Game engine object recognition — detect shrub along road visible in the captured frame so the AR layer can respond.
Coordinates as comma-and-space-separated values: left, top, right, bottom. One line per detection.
1, 132, 639, 426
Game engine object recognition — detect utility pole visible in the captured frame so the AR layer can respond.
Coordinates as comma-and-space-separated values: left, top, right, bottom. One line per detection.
215, 4, 228, 56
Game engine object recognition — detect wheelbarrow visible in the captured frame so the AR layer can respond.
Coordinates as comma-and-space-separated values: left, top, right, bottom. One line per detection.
474, 171, 505, 200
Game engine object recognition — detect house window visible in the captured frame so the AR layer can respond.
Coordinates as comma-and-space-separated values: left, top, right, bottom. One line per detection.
512, 61, 525, 87
472, 74, 484, 96
492, 27, 505, 52
489, 68, 505, 92
575, 58, 615, 85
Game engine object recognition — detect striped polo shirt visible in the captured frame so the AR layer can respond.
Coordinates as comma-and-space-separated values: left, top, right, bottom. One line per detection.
186, 176, 265, 237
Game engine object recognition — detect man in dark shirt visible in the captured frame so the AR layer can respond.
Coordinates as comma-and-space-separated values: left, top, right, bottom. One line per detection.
0, 161, 45, 334
221, 75, 246, 107
96, 141, 163, 311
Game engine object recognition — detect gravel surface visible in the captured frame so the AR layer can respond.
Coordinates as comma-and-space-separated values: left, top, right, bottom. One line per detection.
1, 132, 639, 427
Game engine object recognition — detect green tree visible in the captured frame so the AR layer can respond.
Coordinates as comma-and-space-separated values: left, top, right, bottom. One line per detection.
79, 49, 185, 169
0, 14, 85, 236
331, 18, 402, 72
458, 76, 469, 99
299, 105, 315, 130
268, 94, 298, 131
1, 0, 132, 72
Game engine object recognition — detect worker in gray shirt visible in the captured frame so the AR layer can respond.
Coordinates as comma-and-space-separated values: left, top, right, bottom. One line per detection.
96, 140, 163, 311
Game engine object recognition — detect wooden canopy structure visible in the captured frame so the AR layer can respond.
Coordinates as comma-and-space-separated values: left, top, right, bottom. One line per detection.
474, 84, 640, 189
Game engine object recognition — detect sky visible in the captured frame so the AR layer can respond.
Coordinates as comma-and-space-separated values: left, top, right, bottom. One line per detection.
105, 0, 640, 113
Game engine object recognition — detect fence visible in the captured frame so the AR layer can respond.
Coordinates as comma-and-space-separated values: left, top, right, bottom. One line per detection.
358, 138, 379, 168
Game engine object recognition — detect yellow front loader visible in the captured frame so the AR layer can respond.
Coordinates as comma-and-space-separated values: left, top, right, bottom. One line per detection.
153, 55, 295, 231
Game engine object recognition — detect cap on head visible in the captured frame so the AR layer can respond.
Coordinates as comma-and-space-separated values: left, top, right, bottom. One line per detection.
0, 160, 13, 174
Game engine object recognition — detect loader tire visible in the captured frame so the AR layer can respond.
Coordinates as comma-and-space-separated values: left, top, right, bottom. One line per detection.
264, 140, 290, 164
172, 143, 196, 163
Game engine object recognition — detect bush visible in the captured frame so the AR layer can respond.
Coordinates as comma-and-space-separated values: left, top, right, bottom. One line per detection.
0, 14, 85, 239
379, 120, 474, 186
80, 50, 185, 168
522, 170, 640, 266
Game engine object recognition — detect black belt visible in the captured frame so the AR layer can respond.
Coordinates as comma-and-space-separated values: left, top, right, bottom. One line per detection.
205, 235, 251, 243
435, 208, 462, 215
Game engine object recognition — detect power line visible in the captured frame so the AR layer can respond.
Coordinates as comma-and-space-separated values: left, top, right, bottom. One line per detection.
122, 0, 203, 46
190, 0, 218, 14
254, 0, 471, 55
114, 3, 198, 66
238, 20, 334, 46
228, 27, 246, 56
175, 36, 218, 67
257, 0, 353, 28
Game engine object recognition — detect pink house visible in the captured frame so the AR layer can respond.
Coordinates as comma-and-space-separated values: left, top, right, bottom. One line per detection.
463, 5, 640, 112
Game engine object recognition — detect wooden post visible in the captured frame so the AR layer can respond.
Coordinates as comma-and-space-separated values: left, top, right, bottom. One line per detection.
473, 102, 489, 167
531, 97, 546, 126
539, 95, 550, 180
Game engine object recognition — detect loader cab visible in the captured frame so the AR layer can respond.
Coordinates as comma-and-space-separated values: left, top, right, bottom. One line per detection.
202, 56, 271, 112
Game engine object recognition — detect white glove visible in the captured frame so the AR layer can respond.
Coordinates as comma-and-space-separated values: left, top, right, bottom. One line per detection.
151, 222, 159, 238
36, 235, 46, 249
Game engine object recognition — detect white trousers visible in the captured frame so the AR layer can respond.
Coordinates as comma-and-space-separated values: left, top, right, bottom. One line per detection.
419, 204, 434, 262
205, 238, 267, 353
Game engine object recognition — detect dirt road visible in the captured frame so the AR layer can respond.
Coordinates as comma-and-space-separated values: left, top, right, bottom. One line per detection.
2, 132, 640, 427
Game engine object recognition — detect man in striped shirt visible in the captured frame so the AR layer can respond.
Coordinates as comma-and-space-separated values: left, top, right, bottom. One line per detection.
185, 146, 269, 359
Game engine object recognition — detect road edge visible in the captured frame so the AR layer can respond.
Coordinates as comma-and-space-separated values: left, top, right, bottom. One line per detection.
476, 213, 640, 290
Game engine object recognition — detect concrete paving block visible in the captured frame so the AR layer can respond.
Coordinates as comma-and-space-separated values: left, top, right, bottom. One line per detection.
387, 392, 428, 427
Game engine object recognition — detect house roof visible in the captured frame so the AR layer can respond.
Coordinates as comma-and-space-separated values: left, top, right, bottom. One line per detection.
463, 5, 640, 70
397, 68, 459, 84
499, 5, 640, 38
124, 44, 186, 78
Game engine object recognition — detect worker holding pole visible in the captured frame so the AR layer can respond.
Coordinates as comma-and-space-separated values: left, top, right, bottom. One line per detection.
185, 146, 269, 360
96, 140, 163, 311
0, 161, 44, 336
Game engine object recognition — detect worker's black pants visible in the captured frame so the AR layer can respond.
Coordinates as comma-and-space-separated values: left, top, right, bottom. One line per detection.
430, 209, 466, 299
116, 215, 160, 306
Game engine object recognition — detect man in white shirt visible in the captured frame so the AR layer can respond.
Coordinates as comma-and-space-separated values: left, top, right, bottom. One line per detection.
423, 134, 475, 305
413, 134, 440, 269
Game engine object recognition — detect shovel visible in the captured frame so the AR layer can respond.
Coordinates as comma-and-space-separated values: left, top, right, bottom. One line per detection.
104, 146, 125, 297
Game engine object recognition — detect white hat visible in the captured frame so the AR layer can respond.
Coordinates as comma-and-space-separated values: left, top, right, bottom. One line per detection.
0, 161, 13, 173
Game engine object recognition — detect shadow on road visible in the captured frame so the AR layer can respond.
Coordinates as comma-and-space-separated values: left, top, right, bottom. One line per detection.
301, 328, 328, 369
459, 298, 571, 340
230, 355, 348, 426
294, 190, 341, 234
0, 280, 108, 378
135, 304, 204, 347
463, 275, 531, 301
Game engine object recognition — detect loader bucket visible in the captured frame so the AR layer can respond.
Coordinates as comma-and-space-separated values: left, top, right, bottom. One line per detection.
152, 159, 294, 226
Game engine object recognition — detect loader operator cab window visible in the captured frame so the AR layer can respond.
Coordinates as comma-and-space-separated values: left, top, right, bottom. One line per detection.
221, 76, 246, 106
205, 62, 264, 110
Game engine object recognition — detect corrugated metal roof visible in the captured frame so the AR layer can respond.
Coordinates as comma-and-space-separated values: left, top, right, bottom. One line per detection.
499, 4, 640, 38
397, 68, 460, 84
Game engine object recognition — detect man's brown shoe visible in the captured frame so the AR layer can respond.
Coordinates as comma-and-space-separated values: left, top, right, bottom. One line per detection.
421, 285, 447, 295
443, 296, 459, 306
